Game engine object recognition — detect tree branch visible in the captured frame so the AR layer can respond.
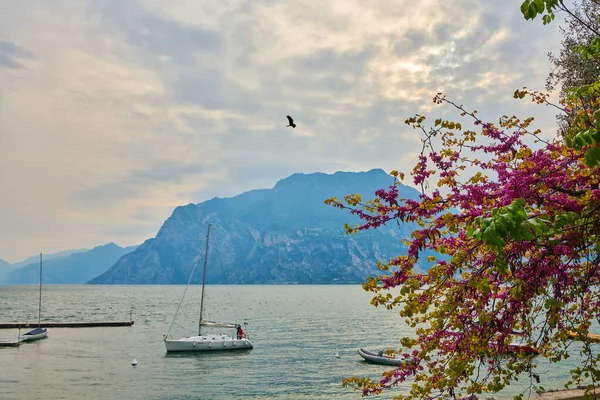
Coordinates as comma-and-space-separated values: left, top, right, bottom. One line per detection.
559, 0, 600, 36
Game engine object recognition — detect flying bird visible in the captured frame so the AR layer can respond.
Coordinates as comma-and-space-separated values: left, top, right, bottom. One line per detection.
286, 115, 296, 129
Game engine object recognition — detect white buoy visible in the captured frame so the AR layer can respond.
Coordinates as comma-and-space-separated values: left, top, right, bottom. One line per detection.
335, 352, 340, 358
132, 359, 138, 366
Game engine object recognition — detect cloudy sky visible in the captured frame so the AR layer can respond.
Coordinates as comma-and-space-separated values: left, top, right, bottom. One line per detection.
0, 0, 565, 262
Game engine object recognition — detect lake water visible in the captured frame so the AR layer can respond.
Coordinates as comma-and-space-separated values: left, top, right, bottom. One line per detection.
0, 285, 589, 400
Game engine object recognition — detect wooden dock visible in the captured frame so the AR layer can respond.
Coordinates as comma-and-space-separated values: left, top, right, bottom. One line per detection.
0, 340, 21, 347
0, 321, 134, 329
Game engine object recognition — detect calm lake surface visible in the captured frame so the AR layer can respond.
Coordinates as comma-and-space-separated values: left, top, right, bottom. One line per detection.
0, 285, 588, 400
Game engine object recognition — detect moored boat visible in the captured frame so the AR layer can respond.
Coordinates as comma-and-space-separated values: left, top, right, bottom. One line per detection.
163, 224, 254, 353
357, 348, 413, 367
507, 343, 540, 355
21, 254, 49, 343
164, 330, 253, 352
21, 327, 48, 342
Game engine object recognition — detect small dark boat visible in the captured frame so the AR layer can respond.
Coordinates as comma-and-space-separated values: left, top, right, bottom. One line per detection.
507, 343, 540, 355
357, 348, 413, 367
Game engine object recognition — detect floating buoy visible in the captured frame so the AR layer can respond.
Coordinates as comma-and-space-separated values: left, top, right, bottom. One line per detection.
335, 352, 340, 358
131, 359, 138, 366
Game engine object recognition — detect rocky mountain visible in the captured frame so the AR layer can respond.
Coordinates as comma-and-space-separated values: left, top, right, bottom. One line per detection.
91, 169, 433, 284
5, 243, 137, 284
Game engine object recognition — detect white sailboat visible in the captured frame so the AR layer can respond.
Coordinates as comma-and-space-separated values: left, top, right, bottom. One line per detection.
164, 224, 253, 352
21, 253, 49, 342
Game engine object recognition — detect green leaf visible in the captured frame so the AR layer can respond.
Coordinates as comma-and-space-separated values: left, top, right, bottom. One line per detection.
528, 2, 537, 18
590, 128, 600, 144
510, 224, 523, 241
566, 136, 573, 147
482, 225, 496, 243
584, 146, 600, 167
544, 298, 563, 309
520, 224, 534, 240
478, 277, 491, 294
534, 0, 544, 11
521, 0, 531, 17
529, 219, 549, 234
573, 134, 585, 150
511, 284, 522, 300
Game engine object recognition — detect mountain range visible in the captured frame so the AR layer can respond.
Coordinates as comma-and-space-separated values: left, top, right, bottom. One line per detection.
1, 243, 137, 284
91, 169, 431, 284
2, 169, 430, 285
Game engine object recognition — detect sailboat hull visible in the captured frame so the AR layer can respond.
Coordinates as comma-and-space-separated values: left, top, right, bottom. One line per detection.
21, 328, 48, 342
164, 334, 253, 352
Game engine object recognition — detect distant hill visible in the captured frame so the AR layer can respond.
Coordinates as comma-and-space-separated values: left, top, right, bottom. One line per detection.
6, 243, 138, 284
11, 248, 89, 269
0, 259, 12, 284
91, 169, 434, 284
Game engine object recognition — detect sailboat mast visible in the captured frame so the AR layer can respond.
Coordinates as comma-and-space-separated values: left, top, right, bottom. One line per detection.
198, 224, 211, 336
38, 253, 42, 327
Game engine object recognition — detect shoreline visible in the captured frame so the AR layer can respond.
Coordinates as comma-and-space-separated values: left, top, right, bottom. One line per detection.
537, 387, 599, 400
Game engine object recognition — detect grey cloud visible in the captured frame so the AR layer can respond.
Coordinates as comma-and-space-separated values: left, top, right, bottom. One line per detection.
478, 12, 502, 32
170, 48, 375, 114
426, 54, 492, 83
171, 70, 262, 113
433, 24, 457, 45
106, 223, 157, 236
0, 40, 33, 69
419, 10, 559, 97
283, 49, 373, 94
0, 53, 23, 69
130, 15, 220, 61
73, 161, 209, 207
281, 71, 357, 97
89, 0, 220, 65
74, 179, 143, 206
292, 49, 372, 72
394, 30, 429, 55
172, 68, 224, 104
313, 74, 356, 93
0, 41, 34, 57
128, 162, 209, 183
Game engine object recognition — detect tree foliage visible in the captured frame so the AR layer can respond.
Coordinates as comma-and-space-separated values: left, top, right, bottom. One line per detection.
546, 0, 600, 94
544, 0, 600, 134
326, 2, 600, 399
